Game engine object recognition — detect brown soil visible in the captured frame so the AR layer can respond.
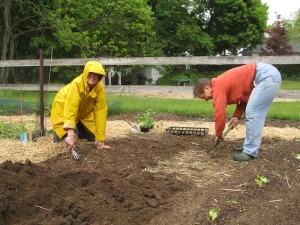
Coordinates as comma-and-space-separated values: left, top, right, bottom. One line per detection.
0, 113, 299, 225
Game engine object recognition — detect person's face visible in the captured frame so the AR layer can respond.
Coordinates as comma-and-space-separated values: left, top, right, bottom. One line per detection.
197, 86, 212, 101
87, 72, 100, 87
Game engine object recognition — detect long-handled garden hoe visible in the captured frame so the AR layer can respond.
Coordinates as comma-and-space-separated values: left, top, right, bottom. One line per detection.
207, 124, 234, 153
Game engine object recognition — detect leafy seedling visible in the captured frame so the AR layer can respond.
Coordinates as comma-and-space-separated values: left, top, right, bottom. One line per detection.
135, 109, 156, 129
271, 171, 280, 177
225, 200, 238, 205
295, 154, 300, 160
209, 208, 219, 221
255, 174, 268, 188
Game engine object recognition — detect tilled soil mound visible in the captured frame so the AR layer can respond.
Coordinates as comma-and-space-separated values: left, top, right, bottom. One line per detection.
0, 113, 299, 225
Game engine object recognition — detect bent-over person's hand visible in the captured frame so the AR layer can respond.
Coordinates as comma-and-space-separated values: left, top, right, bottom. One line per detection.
214, 135, 225, 143
97, 141, 111, 149
65, 129, 75, 148
228, 117, 239, 127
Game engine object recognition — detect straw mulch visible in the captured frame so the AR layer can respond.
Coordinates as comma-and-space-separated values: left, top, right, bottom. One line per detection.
0, 117, 299, 163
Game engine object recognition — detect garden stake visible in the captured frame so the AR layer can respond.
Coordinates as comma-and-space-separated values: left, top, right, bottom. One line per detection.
207, 124, 234, 153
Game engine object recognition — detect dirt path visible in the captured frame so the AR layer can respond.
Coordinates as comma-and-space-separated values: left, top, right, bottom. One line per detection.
106, 85, 300, 101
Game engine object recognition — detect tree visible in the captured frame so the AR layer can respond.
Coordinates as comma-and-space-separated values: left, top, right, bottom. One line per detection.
0, 0, 161, 83
261, 15, 293, 56
201, 0, 268, 55
151, 0, 214, 56
287, 9, 300, 42
150, 0, 268, 56
0, 0, 51, 83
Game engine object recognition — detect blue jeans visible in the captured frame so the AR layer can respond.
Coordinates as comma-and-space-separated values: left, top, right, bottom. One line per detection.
243, 63, 281, 157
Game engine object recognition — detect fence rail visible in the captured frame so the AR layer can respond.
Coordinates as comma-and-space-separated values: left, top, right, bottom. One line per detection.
1, 56, 300, 67
1, 56, 300, 91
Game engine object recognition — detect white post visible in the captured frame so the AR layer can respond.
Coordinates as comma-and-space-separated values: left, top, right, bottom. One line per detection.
108, 71, 113, 86
117, 71, 121, 85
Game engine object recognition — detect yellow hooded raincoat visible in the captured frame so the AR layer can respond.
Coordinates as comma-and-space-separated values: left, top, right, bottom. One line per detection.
51, 61, 107, 141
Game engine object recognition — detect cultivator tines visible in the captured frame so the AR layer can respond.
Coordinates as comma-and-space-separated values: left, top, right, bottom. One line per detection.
166, 127, 208, 136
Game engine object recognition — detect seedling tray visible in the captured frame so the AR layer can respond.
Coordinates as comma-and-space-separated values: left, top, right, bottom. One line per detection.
166, 127, 208, 136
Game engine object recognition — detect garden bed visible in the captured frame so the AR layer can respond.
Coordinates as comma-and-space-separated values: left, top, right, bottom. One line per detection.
0, 113, 299, 224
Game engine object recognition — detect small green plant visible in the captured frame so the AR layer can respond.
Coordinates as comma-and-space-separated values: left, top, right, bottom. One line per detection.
156, 121, 164, 129
209, 208, 219, 221
0, 121, 26, 139
295, 154, 300, 160
135, 109, 155, 128
271, 171, 280, 177
225, 200, 238, 205
255, 174, 268, 188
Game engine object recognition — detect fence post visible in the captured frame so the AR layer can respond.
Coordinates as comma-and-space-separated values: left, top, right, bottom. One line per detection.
108, 71, 113, 86
117, 71, 122, 85
40, 49, 45, 136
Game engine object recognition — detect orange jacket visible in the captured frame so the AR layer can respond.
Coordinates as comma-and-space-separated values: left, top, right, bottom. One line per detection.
211, 63, 256, 137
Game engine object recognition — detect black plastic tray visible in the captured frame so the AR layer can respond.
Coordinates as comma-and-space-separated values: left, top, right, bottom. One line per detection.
166, 127, 208, 136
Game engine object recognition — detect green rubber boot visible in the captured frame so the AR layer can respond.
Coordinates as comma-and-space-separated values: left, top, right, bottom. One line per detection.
233, 152, 254, 162
233, 147, 244, 152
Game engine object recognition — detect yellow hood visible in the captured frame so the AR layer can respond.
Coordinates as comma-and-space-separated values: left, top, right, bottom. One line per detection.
83, 60, 105, 80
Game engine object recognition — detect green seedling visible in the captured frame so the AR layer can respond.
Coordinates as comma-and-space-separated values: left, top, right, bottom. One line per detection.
255, 174, 268, 188
295, 154, 300, 160
156, 121, 164, 129
135, 109, 156, 129
271, 171, 280, 177
225, 200, 238, 205
209, 208, 219, 221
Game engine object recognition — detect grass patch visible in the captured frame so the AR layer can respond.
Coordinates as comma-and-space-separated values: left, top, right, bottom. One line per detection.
107, 95, 300, 121
0, 90, 299, 121
268, 102, 300, 120
108, 95, 219, 117
281, 80, 300, 90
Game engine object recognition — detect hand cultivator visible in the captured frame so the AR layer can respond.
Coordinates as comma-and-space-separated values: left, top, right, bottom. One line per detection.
71, 147, 80, 161
208, 124, 234, 153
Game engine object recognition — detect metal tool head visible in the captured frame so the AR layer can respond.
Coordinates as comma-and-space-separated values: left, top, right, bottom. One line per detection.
207, 137, 221, 153
71, 147, 80, 161
125, 120, 139, 133
207, 124, 234, 153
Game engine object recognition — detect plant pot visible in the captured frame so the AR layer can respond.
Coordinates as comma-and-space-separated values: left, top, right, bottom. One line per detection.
140, 126, 150, 133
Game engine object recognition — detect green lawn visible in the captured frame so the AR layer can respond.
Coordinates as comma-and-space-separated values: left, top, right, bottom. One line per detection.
0, 84, 299, 121
281, 80, 300, 90
107, 95, 300, 121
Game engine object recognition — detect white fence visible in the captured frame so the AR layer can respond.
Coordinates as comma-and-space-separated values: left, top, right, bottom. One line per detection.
1, 56, 300, 67
1, 56, 300, 90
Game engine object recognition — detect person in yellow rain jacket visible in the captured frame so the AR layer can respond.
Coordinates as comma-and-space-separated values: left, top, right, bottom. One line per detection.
51, 61, 111, 149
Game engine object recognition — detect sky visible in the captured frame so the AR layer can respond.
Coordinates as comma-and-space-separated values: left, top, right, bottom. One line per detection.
261, 0, 300, 24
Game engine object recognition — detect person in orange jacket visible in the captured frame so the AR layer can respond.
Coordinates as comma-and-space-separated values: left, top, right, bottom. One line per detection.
51, 61, 111, 149
193, 62, 281, 161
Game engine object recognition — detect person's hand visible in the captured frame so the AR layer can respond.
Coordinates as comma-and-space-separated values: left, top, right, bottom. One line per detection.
228, 117, 239, 127
215, 135, 225, 143
65, 129, 75, 148
96, 141, 111, 149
